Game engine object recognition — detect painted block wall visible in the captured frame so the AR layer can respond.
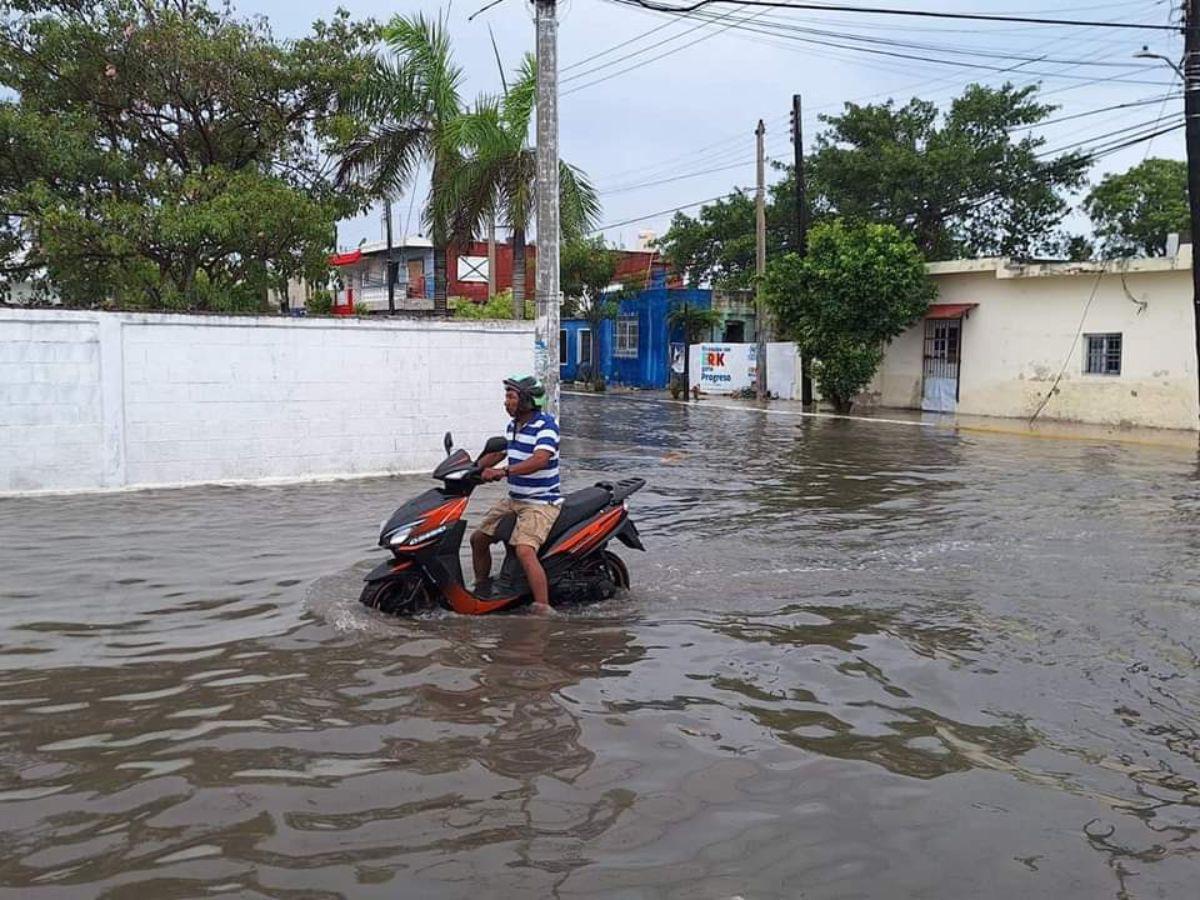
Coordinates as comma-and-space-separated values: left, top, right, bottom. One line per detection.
0, 310, 534, 493
866, 258, 1200, 431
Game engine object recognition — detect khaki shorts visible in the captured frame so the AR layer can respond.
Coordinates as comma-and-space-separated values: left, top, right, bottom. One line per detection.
477, 497, 561, 548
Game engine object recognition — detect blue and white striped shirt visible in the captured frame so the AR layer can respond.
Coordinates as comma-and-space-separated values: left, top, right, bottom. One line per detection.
506, 413, 561, 504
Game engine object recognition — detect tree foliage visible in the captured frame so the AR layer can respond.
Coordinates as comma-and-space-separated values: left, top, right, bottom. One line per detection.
764, 220, 935, 412
335, 12, 464, 313
0, 0, 375, 308
560, 236, 619, 325
658, 83, 1090, 285
1084, 158, 1189, 258
444, 54, 598, 316
666, 303, 722, 345
810, 83, 1088, 259
657, 178, 796, 290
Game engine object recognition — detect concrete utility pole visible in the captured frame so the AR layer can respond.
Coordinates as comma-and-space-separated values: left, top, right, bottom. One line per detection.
534, 0, 561, 416
384, 198, 395, 315
792, 94, 814, 406
755, 118, 768, 401
1187, 0, 1200, 420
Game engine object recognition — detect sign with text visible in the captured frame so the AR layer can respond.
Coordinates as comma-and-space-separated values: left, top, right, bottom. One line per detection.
697, 343, 757, 393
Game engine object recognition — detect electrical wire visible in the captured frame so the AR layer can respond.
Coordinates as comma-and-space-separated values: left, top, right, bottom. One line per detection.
608, 0, 1181, 32
582, 3, 1165, 181
1028, 270, 1104, 424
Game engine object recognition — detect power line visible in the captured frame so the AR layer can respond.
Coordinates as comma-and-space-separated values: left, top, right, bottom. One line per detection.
635, 8, 1172, 84
563, 4, 777, 93
609, 0, 1182, 32
593, 189, 754, 231
672, 8, 1158, 68
583, 5, 1163, 180
594, 121, 1182, 235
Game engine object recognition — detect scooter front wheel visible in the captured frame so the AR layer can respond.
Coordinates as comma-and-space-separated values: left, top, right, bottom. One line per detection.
360, 575, 435, 616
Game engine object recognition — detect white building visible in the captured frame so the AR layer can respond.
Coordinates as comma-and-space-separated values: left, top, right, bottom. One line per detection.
863, 249, 1199, 432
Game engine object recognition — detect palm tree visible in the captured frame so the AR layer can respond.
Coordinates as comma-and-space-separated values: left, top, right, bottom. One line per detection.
446, 55, 599, 318
336, 13, 464, 314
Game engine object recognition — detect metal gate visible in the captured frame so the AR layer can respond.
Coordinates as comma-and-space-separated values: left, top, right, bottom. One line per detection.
922, 318, 961, 413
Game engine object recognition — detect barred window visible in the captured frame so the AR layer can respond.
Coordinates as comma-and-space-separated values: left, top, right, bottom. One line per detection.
1084, 333, 1122, 375
614, 317, 639, 359
579, 329, 594, 367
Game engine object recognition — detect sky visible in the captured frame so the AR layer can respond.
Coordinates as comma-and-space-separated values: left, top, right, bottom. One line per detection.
241, 0, 1185, 252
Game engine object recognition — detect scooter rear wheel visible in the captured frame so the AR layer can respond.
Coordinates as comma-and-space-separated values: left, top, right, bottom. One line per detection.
603, 551, 631, 590
359, 576, 435, 616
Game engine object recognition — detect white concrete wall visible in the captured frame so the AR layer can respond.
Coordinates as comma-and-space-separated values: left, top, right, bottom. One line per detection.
0, 309, 533, 493
687, 342, 802, 399
865, 257, 1200, 431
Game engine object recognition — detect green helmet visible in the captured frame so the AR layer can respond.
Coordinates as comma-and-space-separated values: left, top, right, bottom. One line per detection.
503, 375, 546, 411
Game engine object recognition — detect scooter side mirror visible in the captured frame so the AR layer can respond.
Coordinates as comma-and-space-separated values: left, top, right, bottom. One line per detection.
443, 432, 453, 456
483, 436, 507, 456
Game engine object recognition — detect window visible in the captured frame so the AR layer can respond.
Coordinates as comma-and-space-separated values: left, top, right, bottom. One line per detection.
559, 329, 567, 365
614, 316, 639, 359
457, 254, 489, 283
1085, 333, 1122, 375
579, 329, 594, 367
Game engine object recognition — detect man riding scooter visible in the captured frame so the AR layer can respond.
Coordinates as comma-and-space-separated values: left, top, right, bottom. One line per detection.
470, 376, 562, 613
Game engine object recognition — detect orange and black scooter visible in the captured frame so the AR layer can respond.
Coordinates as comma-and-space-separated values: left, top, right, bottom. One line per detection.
360, 432, 645, 616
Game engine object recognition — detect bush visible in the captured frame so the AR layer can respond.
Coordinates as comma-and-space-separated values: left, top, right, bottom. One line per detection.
452, 289, 532, 320
307, 290, 333, 316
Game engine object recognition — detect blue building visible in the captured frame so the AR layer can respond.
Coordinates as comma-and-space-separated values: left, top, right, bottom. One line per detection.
560, 273, 713, 389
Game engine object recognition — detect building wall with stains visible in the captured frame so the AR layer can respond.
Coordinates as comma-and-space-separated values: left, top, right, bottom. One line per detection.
866, 253, 1199, 431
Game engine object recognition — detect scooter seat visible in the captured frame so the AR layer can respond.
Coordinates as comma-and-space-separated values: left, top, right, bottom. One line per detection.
488, 486, 612, 549
544, 486, 612, 545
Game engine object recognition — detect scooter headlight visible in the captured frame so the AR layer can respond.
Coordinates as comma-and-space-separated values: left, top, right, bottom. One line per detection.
386, 522, 421, 546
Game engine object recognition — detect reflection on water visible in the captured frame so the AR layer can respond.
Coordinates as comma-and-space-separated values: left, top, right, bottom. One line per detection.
1, 394, 1198, 898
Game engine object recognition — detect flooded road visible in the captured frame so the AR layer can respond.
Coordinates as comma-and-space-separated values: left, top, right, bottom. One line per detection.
2, 393, 1198, 898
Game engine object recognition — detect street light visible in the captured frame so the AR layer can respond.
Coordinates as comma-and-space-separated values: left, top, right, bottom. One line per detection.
1133, 45, 1184, 80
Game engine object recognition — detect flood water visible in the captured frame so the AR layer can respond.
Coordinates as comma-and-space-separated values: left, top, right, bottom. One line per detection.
2, 394, 1199, 898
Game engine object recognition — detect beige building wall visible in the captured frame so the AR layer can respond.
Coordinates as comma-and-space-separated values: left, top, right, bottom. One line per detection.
865, 252, 1200, 431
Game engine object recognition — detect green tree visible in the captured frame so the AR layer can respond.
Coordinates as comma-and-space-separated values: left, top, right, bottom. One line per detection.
764, 220, 935, 413
667, 303, 722, 344
1084, 158, 1189, 258
446, 55, 599, 319
809, 83, 1088, 260
657, 177, 798, 289
561, 236, 621, 386
336, 12, 465, 314
0, 1, 373, 308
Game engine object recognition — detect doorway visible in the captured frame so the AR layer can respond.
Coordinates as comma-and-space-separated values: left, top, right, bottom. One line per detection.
922, 318, 961, 413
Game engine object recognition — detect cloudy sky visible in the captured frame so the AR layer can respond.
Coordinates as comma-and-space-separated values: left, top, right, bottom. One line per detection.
243, 0, 1184, 251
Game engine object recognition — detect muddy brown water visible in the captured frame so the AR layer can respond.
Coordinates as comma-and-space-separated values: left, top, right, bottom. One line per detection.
1, 394, 1198, 899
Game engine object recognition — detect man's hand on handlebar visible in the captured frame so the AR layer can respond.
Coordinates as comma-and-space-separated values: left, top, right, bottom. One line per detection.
480, 467, 507, 483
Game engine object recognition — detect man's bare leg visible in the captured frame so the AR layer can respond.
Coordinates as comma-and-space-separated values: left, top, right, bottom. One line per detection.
514, 544, 551, 610
470, 531, 495, 585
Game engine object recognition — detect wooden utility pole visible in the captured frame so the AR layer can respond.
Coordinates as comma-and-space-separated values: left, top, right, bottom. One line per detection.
384, 198, 395, 315
792, 94, 814, 405
487, 214, 496, 303
755, 119, 768, 401
1186, 0, 1200, 422
534, 0, 561, 416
